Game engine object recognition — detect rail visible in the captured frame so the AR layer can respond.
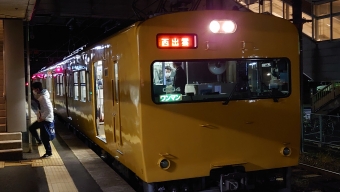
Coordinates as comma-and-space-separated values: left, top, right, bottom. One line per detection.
294, 163, 340, 191
299, 163, 340, 177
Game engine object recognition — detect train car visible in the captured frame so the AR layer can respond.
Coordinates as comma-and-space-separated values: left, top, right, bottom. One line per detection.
33, 10, 300, 192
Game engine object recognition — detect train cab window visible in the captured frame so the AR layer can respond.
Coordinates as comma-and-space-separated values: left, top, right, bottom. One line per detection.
74, 72, 79, 100
151, 59, 291, 104
80, 70, 87, 102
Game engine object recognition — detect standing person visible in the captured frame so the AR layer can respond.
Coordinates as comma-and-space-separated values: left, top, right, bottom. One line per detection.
29, 82, 55, 158
165, 66, 173, 85
173, 62, 187, 95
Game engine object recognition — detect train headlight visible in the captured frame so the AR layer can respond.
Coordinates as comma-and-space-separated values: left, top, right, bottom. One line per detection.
280, 147, 291, 156
209, 20, 220, 33
222, 21, 237, 33
158, 158, 171, 170
209, 20, 237, 33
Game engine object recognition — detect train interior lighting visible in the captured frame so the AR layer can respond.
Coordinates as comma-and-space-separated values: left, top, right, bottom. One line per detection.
152, 59, 290, 104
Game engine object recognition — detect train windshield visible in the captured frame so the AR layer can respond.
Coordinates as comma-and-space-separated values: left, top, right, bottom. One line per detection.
151, 58, 290, 104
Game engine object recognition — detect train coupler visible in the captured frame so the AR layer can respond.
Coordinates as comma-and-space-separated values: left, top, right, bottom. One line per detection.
219, 172, 247, 191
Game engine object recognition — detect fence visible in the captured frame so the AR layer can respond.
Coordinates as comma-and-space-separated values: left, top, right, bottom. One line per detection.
302, 113, 340, 151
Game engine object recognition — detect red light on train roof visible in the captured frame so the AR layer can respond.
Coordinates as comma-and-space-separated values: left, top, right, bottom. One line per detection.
157, 34, 197, 49
54, 66, 63, 73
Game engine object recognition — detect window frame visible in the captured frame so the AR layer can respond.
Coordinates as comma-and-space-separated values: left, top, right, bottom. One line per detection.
150, 58, 292, 104
74, 71, 79, 100
79, 70, 87, 102
55, 75, 64, 96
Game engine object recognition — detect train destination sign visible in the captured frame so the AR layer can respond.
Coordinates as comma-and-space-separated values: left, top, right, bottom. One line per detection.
157, 34, 197, 49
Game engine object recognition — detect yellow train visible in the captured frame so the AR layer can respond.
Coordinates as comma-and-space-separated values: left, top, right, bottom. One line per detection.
33, 10, 300, 192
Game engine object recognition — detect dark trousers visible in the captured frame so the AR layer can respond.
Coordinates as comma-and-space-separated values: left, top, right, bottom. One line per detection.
29, 121, 52, 155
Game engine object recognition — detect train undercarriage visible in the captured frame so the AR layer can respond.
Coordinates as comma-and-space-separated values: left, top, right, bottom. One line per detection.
142, 166, 291, 192
59, 115, 291, 192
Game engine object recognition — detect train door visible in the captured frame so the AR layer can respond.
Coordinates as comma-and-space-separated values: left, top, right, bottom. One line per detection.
64, 72, 70, 117
66, 72, 74, 120
112, 59, 122, 152
94, 61, 106, 142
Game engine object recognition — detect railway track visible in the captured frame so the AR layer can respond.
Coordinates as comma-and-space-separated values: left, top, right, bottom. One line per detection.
292, 163, 340, 192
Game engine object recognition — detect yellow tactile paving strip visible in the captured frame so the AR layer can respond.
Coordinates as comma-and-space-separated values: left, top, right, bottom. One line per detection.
45, 166, 78, 192
32, 143, 64, 167
0, 142, 78, 192
36, 142, 78, 192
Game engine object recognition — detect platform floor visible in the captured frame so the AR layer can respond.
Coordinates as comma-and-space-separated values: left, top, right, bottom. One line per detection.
0, 119, 135, 192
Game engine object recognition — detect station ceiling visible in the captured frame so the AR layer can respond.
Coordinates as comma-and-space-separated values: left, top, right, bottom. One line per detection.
0, 0, 319, 73
1, 0, 200, 72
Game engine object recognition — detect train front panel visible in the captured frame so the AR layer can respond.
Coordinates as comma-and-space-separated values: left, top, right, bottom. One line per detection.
137, 10, 300, 187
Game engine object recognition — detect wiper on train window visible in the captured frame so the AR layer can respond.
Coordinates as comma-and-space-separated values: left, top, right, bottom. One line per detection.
270, 88, 285, 102
222, 83, 237, 105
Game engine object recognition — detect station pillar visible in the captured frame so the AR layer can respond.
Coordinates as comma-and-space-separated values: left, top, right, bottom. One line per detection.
3, 19, 26, 132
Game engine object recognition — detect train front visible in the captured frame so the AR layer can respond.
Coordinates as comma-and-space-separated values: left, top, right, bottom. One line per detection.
138, 10, 300, 191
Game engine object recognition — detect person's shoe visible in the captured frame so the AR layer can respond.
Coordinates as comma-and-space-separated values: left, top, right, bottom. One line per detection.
41, 153, 52, 158
34, 142, 42, 146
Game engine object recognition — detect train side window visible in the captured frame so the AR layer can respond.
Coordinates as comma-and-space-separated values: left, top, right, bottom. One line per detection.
86, 72, 91, 102
114, 62, 119, 102
60, 75, 64, 96
46, 77, 53, 95
56, 75, 64, 96
68, 73, 74, 98
80, 70, 86, 102
74, 72, 79, 100
56, 75, 60, 95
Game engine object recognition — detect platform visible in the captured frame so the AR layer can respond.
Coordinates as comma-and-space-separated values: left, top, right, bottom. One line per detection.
0, 119, 135, 192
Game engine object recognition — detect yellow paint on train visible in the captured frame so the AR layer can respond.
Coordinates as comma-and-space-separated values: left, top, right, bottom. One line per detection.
34, 10, 300, 191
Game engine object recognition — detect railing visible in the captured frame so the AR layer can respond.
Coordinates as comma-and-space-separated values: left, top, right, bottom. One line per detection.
303, 113, 340, 151
311, 82, 340, 113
